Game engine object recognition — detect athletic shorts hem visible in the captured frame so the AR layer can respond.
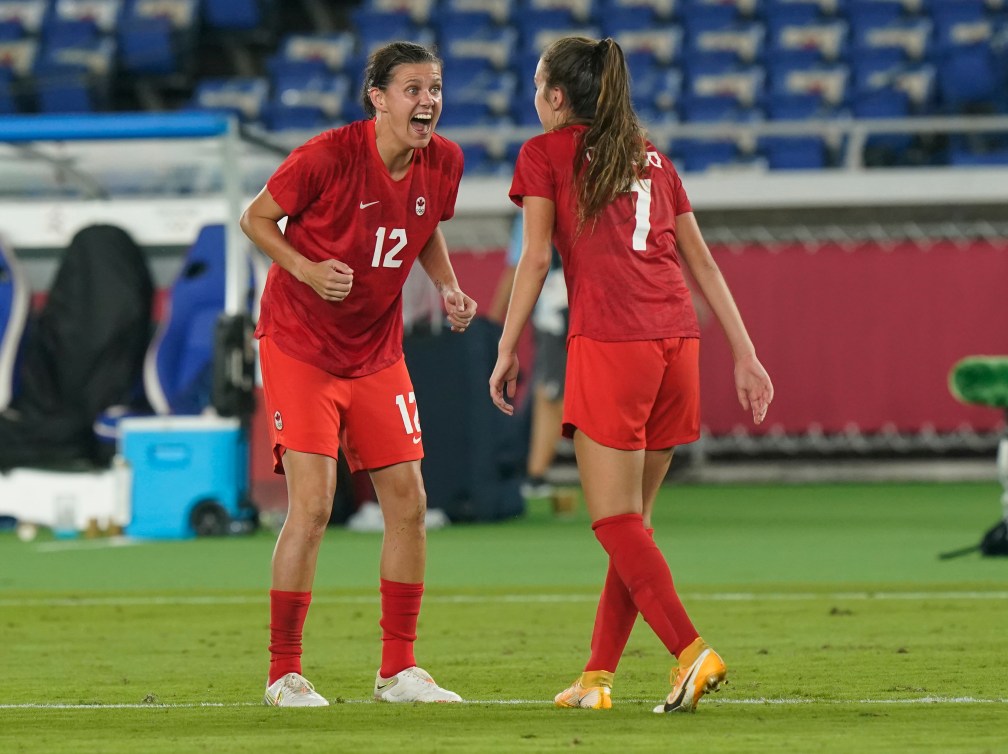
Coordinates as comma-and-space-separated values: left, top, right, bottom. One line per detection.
347, 447, 424, 474
562, 422, 646, 451
271, 441, 341, 475
644, 431, 701, 451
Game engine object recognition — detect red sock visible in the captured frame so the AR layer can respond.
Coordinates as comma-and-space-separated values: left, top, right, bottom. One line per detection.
592, 513, 698, 658
585, 528, 654, 673
379, 579, 424, 678
268, 589, 312, 685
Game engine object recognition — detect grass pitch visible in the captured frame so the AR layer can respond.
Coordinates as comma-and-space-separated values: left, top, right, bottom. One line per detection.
1, 480, 1005, 753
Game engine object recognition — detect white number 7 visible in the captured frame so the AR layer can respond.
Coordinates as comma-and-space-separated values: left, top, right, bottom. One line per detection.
630, 178, 652, 252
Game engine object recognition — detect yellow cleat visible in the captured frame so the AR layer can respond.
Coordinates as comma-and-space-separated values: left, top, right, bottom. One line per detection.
653, 645, 727, 713
554, 670, 614, 709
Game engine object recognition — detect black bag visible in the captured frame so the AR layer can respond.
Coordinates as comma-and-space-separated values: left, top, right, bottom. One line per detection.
0, 225, 152, 469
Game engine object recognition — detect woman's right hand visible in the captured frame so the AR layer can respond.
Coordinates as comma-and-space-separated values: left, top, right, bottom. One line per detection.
734, 353, 773, 425
489, 352, 520, 415
300, 259, 354, 302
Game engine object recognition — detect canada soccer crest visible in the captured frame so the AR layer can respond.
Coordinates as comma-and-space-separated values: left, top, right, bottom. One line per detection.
274, 411, 283, 430
415, 196, 426, 216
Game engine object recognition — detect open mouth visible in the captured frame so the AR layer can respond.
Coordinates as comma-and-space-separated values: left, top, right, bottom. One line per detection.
410, 112, 433, 136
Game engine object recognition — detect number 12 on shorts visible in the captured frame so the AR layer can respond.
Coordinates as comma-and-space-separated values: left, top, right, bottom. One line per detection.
395, 392, 421, 436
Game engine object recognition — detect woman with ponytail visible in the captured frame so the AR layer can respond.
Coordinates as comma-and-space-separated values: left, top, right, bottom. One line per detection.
489, 37, 773, 713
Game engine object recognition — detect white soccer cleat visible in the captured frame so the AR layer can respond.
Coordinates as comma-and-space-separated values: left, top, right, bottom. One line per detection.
263, 672, 330, 707
373, 666, 462, 703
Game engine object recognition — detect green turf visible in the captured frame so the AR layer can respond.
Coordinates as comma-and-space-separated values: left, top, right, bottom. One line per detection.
1, 481, 1005, 753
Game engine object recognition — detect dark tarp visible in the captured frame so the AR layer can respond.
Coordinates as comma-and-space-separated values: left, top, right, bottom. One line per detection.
0, 225, 153, 469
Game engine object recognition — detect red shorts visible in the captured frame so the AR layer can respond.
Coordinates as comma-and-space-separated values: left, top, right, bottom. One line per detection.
258, 336, 424, 473
563, 335, 700, 451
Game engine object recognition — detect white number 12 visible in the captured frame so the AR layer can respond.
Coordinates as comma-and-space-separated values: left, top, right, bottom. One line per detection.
630, 178, 651, 252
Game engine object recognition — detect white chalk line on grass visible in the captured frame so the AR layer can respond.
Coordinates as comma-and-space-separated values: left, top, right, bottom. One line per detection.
1, 591, 1007, 609
3, 696, 1007, 711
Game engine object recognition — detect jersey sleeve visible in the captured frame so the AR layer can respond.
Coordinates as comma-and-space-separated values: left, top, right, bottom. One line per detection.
509, 137, 555, 207
669, 162, 692, 216
266, 138, 335, 219
440, 141, 464, 222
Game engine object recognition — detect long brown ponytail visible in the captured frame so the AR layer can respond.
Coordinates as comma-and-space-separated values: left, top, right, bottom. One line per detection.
541, 37, 647, 226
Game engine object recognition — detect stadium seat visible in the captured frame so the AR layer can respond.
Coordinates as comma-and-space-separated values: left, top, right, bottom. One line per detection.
672, 138, 740, 172
0, 37, 38, 77
437, 100, 500, 128
758, 135, 829, 169
850, 87, 914, 163
687, 19, 765, 63
34, 67, 96, 113
359, 0, 437, 24
440, 24, 519, 70
600, 0, 676, 22
117, 17, 178, 75
202, 0, 268, 31
679, 93, 758, 122
524, 0, 596, 23
0, 69, 15, 113
261, 102, 329, 131
762, 0, 822, 27
764, 92, 833, 120
271, 71, 350, 120
443, 62, 517, 116
686, 59, 765, 107
767, 61, 849, 106
144, 224, 227, 416
0, 234, 29, 411
766, 17, 848, 62
191, 77, 268, 122
51, 0, 122, 33
460, 143, 495, 175
850, 17, 932, 61
935, 44, 1003, 113
0, 0, 46, 35
277, 33, 356, 72
604, 21, 682, 65
441, 0, 513, 24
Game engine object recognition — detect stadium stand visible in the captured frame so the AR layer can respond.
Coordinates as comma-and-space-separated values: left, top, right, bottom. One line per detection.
0, 0, 1006, 171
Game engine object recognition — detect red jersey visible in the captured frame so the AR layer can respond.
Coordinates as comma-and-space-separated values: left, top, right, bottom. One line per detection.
255, 119, 464, 377
510, 125, 699, 343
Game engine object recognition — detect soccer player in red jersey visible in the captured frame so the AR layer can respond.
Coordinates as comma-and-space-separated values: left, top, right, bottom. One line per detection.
241, 42, 477, 707
489, 37, 774, 713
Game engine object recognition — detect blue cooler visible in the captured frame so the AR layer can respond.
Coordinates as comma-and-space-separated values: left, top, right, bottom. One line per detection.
120, 415, 255, 539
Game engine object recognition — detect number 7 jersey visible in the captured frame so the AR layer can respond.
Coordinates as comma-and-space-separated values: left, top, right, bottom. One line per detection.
509, 124, 699, 343
255, 118, 464, 378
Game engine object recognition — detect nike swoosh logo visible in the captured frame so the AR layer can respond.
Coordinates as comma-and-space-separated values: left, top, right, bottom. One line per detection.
376, 678, 398, 691
412, 435, 422, 445
359, 201, 379, 209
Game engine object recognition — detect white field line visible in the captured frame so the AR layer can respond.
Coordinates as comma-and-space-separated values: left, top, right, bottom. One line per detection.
2, 696, 1007, 711
0, 591, 1007, 609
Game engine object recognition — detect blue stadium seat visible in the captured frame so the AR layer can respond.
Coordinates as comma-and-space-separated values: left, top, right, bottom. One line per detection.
767, 61, 849, 106
766, 17, 848, 63
202, 0, 268, 31
672, 138, 739, 172
444, 62, 517, 116
850, 87, 914, 160
144, 224, 227, 416
117, 17, 178, 75
763, 0, 822, 27
947, 135, 1008, 166
758, 135, 828, 169
262, 103, 329, 132
686, 61, 765, 108
437, 100, 499, 127
460, 143, 494, 175
604, 21, 682, 64
600, 0, 676, 22
0, 0, 46, 35
680, 0, 743, 32
523, 0, 597, 23
433, 10, 496, 41
359, 0, 437, 25
687, 19, 765, 63
679, 93, 758, 122
847, 0, 905, 29
191, 77, 269, 122
935, 44, 1003, 113
358, 24, 435, 60
0, 21, 25, 40
272, 71, 350, 120
516, 9, 580, 52
930, 2, 992, 54
634, 64, 682, 112
851, 17, 932, 61
51, 0, 122, 33
764, 91, 834, 119
35, 67, 96, 112
0, 235, 29, 410
276, 33, 355, 73
442, 0, 513, 25
441, 24, 519, 69
0, 37, 38, 78
0, 69, 15, 113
